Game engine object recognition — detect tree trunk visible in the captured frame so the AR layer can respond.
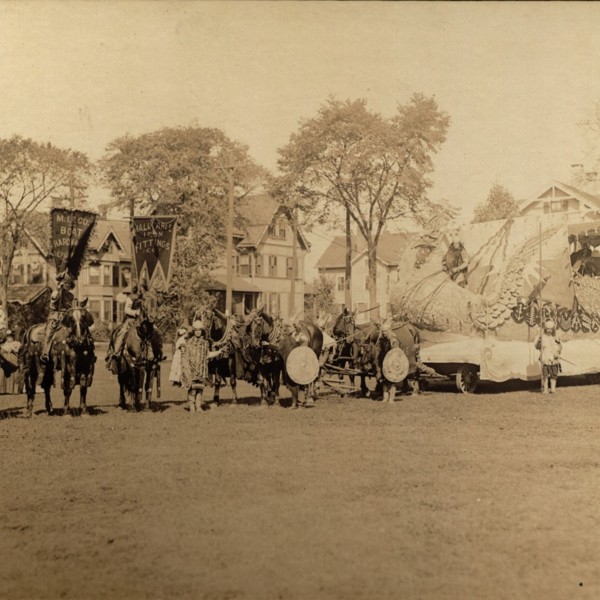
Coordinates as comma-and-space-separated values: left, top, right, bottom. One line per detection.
345, 207, 352, 311
367, 243, 378, 314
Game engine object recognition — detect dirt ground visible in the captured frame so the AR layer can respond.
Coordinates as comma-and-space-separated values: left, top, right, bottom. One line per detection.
1, 351, 600, 600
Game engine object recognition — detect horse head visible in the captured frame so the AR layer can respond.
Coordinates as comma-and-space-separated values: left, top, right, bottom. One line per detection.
63, 305, 94, 347
333, 310, 356, 340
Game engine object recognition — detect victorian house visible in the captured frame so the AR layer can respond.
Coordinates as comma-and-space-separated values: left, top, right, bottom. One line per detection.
207, 194, 309, 318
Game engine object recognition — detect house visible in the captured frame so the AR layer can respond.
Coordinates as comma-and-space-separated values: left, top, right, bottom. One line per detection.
315, 231, 413, 322
518, 180, 600, 221
207, 194, 309, 318
10, 217, 133, 330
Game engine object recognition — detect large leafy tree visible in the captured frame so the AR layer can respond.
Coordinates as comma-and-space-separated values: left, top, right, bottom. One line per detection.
0, 136, 90, 304
98, 126, 265, 325
275, 95, 450, 309
472, 183, 520, 223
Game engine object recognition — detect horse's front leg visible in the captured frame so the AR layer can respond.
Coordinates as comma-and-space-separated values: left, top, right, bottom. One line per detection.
229, 356, 238, 405
144, 365, 154, 410
23, 366, 35, 418
213, 374, 221, 405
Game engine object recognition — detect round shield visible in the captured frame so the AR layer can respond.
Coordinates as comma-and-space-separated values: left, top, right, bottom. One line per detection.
382, 347, 409, 383
286, 346, 320, 385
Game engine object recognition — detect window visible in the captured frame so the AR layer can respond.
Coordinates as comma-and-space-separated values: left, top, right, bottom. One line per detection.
337, 275, 345, 291
267, 292, 280, 314
237, 254, 250, 276
115, 301, 124, 323
120, 266, 131, 288
102, 300, 112, 322
112, 265, 120, 287
28, 262, 43, 284
550, 200, 568, 213
103, 265, 112, 286
88, 299, 101, 320
278, 223, 287, 239
10, 264, 24, 285
269, 255, 278, 277
255, 254, 263, 277
543, 203, 550, 214
268, 222, 277, 237
286, 257, 295, 278
89, 265, 100, 285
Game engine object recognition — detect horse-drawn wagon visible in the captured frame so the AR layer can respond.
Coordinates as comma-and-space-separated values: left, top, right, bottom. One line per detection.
393, 214, 600, 392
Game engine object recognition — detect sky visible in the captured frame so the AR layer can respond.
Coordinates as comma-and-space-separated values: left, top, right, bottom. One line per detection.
2, 1, 600, 274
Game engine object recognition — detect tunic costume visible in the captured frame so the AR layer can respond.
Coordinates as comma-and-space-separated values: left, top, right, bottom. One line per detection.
42, 286, 75, 358
375, 332, 400, 402
534, 332, 562, 381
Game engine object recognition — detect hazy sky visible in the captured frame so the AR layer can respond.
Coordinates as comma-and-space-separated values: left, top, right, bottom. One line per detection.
2, 1, 600, 259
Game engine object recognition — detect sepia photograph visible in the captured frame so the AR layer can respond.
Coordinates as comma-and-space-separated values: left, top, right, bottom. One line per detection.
1, 2, 600, 598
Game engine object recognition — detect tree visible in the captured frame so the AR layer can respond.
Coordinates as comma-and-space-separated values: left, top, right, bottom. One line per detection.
472, 184, 520, 223
98, 126, 265, 323
0, 136, 91, 304
304, 275, 335, 322
275, 95, 450, 309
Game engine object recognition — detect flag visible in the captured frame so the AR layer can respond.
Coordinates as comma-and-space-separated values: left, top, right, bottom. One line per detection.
50, 208, 97, 279
132, 216, 178, 292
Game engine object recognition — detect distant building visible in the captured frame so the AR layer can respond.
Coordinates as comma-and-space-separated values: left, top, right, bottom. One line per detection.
10, 217, 133, 330
207, 194, 309, 318
519, 180, 600, 221
315, 231, 412, 322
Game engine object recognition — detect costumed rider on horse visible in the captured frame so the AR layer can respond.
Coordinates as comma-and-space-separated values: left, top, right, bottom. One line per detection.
105, 283, 163, 373
41, 271, 87, 364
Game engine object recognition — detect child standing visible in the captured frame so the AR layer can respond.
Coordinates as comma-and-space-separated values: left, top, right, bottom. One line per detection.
168, 326, 188, 387
534, 319, 562, 394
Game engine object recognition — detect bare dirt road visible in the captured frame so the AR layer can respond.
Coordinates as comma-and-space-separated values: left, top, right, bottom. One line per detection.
1, 357, 600, 600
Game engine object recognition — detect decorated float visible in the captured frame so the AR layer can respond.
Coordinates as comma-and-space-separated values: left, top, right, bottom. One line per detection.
393, 214, 600, 392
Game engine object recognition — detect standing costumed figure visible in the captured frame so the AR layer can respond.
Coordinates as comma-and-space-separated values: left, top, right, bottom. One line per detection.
375, 322, 400, 404
534, 319, 562, 394
181, 320, 221, 412
168, 326, 188, 386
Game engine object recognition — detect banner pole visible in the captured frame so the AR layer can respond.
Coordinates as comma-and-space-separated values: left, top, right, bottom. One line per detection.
130, 198, 137, 287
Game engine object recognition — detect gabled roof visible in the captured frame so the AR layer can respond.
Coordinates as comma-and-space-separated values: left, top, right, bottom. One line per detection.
519, 180, 600, 212
88, 219, 131, 258
315, 231, 413, 269
236, 194, 309, 251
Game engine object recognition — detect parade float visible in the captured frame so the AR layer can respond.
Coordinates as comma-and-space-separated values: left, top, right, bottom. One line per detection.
393, 214, 600, 392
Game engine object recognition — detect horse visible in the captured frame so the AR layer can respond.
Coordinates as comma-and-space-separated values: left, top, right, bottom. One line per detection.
112, 314, 163, 411
21, 305, 95, 418
275, 320, 324, 408
247, 311, 283, 405
331, 311, 378, 397
197, 307, 239, 405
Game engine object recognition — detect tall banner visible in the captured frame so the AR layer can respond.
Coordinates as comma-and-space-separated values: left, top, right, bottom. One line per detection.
132, 216, 178, 292
50, 208, 97, 279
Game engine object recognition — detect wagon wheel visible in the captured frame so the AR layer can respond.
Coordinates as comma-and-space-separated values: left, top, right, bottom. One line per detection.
455, 364, 479, 394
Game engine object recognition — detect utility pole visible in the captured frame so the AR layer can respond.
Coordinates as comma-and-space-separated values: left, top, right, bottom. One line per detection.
130, 197, 137, 287
225, 167, 235, 316
345, 206, 352, 311
290, 204, 298, 318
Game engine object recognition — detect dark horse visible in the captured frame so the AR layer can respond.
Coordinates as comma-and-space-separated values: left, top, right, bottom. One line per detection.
332, 311, 378, 397
197, 307, 239, 405
112, 315, 163, 411
275, 320, 324, 408
332, 312, 421, 397
247, 311, 283, 405
21, 305, 96, 417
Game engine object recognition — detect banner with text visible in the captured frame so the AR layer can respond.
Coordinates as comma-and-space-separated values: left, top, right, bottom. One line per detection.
132, 216, 178, 292
50, 208, 97, 280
